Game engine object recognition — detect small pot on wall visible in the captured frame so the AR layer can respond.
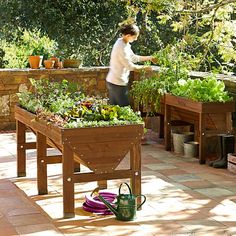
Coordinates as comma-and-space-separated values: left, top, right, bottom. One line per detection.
44, 60, 55, 69
63, 59, 81, 68
29, 55, 43, 69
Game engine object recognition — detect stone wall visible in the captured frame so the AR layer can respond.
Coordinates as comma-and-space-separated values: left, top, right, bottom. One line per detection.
1, 66, 236, 131
0, 67, 112, 130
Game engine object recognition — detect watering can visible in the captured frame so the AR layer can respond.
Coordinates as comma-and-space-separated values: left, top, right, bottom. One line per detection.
94, 182, 146, 221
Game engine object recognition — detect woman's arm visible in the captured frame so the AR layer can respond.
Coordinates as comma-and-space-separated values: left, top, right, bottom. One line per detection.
138, 55, 158, 63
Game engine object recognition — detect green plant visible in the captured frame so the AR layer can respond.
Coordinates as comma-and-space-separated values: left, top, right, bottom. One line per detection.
131, 75, 166, 112
0, 28, 58, 68
17, 79, 143, 128
131, 42, 196, 112
170, 75, 233, 102
22, 29, 58, 58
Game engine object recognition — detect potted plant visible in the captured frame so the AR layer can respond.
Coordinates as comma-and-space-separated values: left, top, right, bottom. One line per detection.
59, 48, 83, 68
63, 55, 82, 68
26, 30, 58, 69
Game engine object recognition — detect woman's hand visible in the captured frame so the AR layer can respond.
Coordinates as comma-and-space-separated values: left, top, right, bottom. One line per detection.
150, 56, 158, 64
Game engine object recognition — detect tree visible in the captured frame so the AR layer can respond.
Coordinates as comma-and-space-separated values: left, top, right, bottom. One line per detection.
0, 0, 129, 66
125, 0, 236, 72
1, 0, 236, 72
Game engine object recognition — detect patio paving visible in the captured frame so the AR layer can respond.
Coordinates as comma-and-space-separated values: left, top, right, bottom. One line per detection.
0, 130, 236, 236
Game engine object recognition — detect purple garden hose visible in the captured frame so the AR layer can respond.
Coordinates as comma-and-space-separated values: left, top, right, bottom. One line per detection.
83, 191, 117, 215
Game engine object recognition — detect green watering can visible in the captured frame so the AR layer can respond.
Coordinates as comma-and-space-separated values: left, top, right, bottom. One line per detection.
96, 182, 146, 221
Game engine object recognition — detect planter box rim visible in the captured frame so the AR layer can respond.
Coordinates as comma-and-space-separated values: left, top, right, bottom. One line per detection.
164, 93, 235, 113
165, 93, 234, 105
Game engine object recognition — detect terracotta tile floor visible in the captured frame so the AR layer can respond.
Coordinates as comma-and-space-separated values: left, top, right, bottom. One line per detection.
0, 130, 236, 236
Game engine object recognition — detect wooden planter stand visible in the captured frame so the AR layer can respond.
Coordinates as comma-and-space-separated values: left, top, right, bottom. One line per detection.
164, 94, 235, 164
15, 105, 144, 218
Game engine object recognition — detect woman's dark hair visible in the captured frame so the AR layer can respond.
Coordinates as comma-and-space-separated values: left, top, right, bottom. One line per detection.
120, 24, 139, 36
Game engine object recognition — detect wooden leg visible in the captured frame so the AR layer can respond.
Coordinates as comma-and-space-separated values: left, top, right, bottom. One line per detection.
159, 115, 164, 138
98, 180, 107, 189
164, 104, 171, 151
226, 112, 233, 133
62, 144, 75, 218
130, 143, 141, 209
199, 113, 206, 164
16, 120, 26, 177
36, 132, 48, 194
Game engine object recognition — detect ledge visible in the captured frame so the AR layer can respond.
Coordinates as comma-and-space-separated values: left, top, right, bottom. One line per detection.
0, 66, 110, 75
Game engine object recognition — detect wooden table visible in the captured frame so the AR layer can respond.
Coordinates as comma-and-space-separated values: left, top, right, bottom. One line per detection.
164, 94, 235, 164
15, 105, 144, 218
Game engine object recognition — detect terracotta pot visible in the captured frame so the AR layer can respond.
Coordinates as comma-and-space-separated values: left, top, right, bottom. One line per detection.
44, 60, 54, 69
49, 57, 59, 68
63, 59, 81, 68
57, 61, 63, 69
28, 55, 41, 69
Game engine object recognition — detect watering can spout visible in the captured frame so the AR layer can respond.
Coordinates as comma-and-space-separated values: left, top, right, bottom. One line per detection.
97, 194, 118, 216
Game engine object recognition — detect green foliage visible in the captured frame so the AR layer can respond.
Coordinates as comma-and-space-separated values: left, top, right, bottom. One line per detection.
0, 29, 58, 68
131, 42, 198, 111
0, 0, 129, 66
22, 29, 58, 57
1, 0, 236, 70
170, 75, 233, 102
131, 76, 165, 112
126, 0, 236, 73
17, 79, 143, 128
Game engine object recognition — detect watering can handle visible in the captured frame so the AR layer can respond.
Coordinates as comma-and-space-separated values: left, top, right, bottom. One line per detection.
136, 194, 146, 210
91, 187, 100, 197
118, 182, 132, 195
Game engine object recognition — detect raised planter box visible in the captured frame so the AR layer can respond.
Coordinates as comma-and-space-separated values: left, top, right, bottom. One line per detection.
15, 105, 144, 218
164, 93, 235, 164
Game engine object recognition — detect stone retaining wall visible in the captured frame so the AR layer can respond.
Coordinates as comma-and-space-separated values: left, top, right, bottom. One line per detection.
0, 67, 112, 130
0, 66, 236, 131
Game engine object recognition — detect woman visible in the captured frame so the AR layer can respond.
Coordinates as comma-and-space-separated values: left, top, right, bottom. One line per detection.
106, 23, 156, 106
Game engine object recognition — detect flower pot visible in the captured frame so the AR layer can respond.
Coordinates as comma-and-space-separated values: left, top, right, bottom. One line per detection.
49, 57, 59, 68
28, 55, 41, 69
44, 60, 54, 69
63, 59, 81, 68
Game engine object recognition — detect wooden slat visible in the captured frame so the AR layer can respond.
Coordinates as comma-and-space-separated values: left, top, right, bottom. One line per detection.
15, 105, 62, 145
61, 125, 143, 144
73, 169, 132, 183
71, 142, 131, 171
165, 93, 235, 113
46, 155, 62, 164
24, 142, 36, 149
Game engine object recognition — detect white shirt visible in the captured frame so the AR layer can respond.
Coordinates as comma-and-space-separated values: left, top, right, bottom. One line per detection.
106, 38, 140, 86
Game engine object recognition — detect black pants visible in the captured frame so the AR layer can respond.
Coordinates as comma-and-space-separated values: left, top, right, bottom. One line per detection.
106, 82, 130, 106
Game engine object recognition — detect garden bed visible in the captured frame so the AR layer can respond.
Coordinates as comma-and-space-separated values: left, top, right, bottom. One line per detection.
15, 105, 144, 218
164, 93, 235, 164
